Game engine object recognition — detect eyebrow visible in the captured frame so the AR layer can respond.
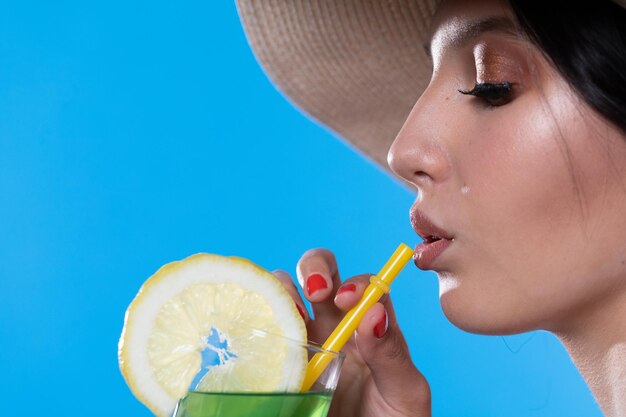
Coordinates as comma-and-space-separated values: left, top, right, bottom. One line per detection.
424, 16, 518, 58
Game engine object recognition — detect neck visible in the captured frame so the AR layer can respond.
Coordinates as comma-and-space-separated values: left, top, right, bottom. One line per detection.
554, 288, 626, 417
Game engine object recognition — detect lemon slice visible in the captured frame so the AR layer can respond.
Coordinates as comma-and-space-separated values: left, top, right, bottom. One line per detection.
118, 254, 307, 417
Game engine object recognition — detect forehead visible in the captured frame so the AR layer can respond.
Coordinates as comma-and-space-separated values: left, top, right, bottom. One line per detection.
428, 0, 518, 55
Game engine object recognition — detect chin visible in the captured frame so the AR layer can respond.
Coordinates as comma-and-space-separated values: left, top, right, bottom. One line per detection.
437, 275, 540, 336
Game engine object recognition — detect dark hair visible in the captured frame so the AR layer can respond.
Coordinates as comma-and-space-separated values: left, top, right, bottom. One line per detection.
509, 0, 626, 134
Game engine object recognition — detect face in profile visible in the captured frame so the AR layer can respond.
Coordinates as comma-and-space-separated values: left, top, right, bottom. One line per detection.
388, 0, 626, 335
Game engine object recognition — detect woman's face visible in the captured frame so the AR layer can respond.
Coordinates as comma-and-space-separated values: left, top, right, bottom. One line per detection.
388, 0, 626, 335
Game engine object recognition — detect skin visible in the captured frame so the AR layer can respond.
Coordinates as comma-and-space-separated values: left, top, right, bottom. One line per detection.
276, 0, 626, 415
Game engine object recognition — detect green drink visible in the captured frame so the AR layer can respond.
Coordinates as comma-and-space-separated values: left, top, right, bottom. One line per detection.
165, 329, 343, 417
173, 391, 333, 417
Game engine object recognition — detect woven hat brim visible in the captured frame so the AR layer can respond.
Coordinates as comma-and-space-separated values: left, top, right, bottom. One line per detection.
236, 0, 439, 172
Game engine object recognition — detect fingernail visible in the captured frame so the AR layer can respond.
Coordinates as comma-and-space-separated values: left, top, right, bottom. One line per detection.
295, 303, 306, 320
373, 310, 388, 339
336, 283, 357, 295
306, 273, 327, 296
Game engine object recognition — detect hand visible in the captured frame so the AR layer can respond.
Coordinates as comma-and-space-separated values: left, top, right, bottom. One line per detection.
274, 248, 431, 417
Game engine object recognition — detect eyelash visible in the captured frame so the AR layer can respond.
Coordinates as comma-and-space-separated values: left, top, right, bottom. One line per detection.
458, 82, 513, 107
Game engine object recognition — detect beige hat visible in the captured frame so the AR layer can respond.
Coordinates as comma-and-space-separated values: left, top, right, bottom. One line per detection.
235, 1, 625, 172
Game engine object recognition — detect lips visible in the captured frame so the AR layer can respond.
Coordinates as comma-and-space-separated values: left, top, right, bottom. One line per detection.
410, 208, 453, 270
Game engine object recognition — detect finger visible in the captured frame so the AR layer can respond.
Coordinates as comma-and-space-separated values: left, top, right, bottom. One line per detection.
333, 274, 375, 312
295, 248, 342, 319
273, 269, 309, 323
355, 300, 431, 414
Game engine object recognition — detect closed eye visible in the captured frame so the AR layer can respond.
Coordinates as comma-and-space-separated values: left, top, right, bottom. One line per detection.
459, 82, 513, 107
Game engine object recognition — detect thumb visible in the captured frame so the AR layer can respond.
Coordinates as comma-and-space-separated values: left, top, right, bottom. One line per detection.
355, 301, 431, 415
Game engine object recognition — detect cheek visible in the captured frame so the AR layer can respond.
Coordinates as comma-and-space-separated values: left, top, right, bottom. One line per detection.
458, 95, 580, 258
443, 84, 626, 333
440, 92, 598, 332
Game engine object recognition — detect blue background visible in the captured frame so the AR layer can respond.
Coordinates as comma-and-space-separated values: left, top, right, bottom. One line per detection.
0, 1, 601, 416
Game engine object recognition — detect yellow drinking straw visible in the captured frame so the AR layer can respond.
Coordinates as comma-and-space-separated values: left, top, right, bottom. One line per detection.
301, 243, 414, 391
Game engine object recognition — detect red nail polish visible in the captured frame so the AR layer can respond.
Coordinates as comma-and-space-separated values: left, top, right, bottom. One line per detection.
336, 283, 356, 295
373, 310, 388, 339
295, 303, 306, 320
306, 273, 327, 296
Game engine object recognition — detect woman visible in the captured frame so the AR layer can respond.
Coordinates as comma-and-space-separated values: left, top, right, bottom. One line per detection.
238, 0, 626, 415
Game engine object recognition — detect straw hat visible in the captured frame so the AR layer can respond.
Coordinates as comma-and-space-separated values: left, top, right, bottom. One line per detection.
235, 1, 625, 172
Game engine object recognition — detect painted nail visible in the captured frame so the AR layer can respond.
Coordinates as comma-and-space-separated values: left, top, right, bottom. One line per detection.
336, 283, 357, 295
295, 303, 306, 320
373, 310, 388, 339
306, 273, 328, 296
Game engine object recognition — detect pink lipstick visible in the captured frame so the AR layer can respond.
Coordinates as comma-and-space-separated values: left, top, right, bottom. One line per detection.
410, 208, 453, 270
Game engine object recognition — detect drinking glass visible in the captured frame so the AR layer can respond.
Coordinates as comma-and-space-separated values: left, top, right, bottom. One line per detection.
172, 327, 344, 417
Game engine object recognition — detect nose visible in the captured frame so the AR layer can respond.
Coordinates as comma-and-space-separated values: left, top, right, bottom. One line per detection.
387, 90, 451, 192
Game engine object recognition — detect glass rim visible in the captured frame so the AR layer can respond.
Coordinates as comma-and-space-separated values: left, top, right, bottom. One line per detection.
303, 339, 345, 359
241, 326, 345, 359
